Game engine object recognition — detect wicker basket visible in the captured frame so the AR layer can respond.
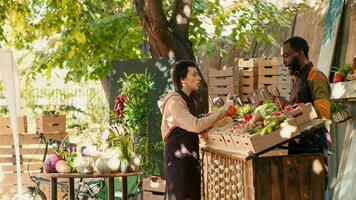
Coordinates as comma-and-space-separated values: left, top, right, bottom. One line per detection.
332, 109, 352, 123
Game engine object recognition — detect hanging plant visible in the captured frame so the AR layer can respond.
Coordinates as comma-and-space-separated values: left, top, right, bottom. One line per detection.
330, 101, 352, 123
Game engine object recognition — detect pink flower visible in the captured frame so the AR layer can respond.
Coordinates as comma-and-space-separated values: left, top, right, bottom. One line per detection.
115, 94, 126, 119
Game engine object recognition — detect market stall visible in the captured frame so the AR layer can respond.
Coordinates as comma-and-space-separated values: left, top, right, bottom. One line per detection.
200, 98, 327, 200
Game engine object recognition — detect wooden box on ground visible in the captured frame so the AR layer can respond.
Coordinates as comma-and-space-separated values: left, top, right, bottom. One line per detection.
0, 116, 27, 135
36, 115, 66, 133
0, 132, 67, 199
143, 177, 166, 200
201, 149, 325, 200
208, 68, 235, 96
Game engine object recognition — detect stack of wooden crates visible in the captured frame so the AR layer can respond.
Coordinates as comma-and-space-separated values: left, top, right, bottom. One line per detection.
238, 58, 258, 103
257, 57, 291, 100
208, 68, 235, 97
0, 115, 66, 199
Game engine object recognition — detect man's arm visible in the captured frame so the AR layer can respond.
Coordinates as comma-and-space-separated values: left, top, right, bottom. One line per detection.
308, 69, 331, 119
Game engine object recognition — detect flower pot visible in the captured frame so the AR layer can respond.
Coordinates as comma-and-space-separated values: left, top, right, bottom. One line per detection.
332, 109, 352, 123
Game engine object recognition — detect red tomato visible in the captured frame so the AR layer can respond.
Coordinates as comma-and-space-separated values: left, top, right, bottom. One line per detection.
227, 106, 237, 117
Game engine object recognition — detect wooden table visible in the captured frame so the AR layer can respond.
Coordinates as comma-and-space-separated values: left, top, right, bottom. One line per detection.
44, 172, 143, 200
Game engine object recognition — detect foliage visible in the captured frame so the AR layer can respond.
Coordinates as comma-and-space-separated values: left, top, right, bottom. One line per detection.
192, 0, 308, 55
1, 0, 308, 82
108, 125, 133, 162
112, 71, 158, 175
330, 101, 349, 114
331, 64, 352, 77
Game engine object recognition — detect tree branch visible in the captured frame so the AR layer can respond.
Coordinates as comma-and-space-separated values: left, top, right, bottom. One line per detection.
170, 0, 192, 42
134, 0, 174, 57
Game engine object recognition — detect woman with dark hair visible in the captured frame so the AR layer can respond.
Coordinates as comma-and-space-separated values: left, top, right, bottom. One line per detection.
158, 60, 233, 200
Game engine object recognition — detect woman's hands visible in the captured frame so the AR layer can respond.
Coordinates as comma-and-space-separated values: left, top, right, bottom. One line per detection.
223, 93, 236, 117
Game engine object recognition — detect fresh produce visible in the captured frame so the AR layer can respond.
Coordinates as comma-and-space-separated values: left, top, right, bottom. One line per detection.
332, 64, 352, 83
260, 115, 286, 135
333, 72, 344, 83
238, 104, 254, 116
96, 157, 121, 173
43, 154, 62, 173
130, 156, 141, 172
55, 160, 71, 173
120, 159, 130, 173
227, 106, 237, 117
261, 99, 279, 118
102, 147, 122, 159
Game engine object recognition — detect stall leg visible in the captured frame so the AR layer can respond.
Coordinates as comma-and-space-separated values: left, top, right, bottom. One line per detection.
122, 176, 128, 200
108, 177, 115, 200
51, 178, 57, 200
68, 178, 75, 200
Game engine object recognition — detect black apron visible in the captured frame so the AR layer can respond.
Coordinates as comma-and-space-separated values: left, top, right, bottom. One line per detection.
288, 62, 328, 155
164, 90, 200, 200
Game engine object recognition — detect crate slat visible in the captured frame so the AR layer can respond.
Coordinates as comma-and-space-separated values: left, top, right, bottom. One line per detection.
258, 75, 291, 85
238, 58, 258, 68
0, 116, 27, 135
0, 163, 43, 173
0, 132, 66, 145
208, 68, 233, 78
258, 65, 289, 75
258, 57, 282, 67
209, 86, 233, 95
209, 77, 233, 87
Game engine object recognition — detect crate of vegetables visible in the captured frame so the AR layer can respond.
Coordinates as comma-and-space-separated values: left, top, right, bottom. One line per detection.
227, 117, 299, 154
202, 101, 322, 155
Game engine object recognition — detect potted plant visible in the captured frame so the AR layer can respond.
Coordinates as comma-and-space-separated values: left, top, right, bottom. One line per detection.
332, 64, 352, 83
330, 101, 352, 123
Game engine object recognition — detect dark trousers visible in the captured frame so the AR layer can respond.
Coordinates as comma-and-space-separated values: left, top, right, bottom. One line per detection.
164, 163, 201, 200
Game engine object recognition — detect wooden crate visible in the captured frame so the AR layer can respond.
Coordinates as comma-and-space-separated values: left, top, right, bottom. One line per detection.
258, 57, 282, 67
285, 103, 318, 125
201, 104, 319, 155
202, 149, 325, 200
208, 68, 235, 96
210, 76, 233, 87
143, 177, 165, 200
225, 119, 299, 154
240, 94, 249, 103
241, 75, 257, 86
238, 67, 258, 76
0, 116, 27, 135
209, 68, 234, 78
201, 131, 227, 149
258, 75, 291, 85
258, 66, 289, 76
209, 86, 233, 95
0, 132, 67, 200
238, 58, 259, 68
36, 115, 66, 133
240, 84, 256, 94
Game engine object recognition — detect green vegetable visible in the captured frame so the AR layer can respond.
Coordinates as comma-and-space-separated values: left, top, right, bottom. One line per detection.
260, 116, 286, 135
239, 104, 254, 116
261, 100, 279, 118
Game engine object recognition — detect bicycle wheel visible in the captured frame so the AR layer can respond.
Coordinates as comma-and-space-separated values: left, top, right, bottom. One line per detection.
14, 187, 47, 200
